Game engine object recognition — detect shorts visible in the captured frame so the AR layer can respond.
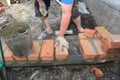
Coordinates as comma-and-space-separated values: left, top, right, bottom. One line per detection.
61, 0, 74, 4
34, 0, 80, 19
61, 0, 80, 19
71, 5, 81, 19
34, 0, 50, 17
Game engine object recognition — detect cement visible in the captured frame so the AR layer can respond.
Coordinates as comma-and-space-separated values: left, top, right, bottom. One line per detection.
1, 22, 30, 36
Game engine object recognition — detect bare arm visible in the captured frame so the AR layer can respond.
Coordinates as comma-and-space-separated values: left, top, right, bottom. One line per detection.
58, 3, 73, 37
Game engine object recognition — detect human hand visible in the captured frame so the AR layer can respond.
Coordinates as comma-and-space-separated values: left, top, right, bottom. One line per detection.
55, 37, 69, 51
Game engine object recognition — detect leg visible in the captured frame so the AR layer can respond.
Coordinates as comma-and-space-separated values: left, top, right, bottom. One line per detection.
41, 17, 53, 34
72, 6, 84, 33
34, 0, 52, 34
72, 15, 84, 33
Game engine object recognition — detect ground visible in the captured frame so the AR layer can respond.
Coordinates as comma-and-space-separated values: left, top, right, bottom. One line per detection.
0, 0, 120, 80
7, 62, 120, 80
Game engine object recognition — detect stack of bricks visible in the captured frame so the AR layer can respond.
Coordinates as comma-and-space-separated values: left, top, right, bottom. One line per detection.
2, 39, 69, 62
78, 27, 120, 60
96, 26, 120, 56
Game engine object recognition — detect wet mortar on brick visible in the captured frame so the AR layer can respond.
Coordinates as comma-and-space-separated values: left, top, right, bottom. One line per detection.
0, 0, 120, 80
1, 22, 29, 36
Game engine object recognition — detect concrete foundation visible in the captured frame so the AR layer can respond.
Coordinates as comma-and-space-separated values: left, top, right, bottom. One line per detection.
84, 0, 120, 34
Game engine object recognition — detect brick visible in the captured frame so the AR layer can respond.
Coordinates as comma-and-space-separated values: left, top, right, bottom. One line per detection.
83, 28, 96, 38
102, 34, 120, 52
94, 39, 107, 59
108, 34, 120, 49
91, 67, 104, 78
4, 47, 15, 62
40, 40, 54, 61
14, 56, 27, 61
79, 38, 107, 60
2, 41, 7, 50
95, 26, 111, 40
78, 33, 87, 39
27, 41, 41, 61
79, 39, 97, 60
55, 44, 69, 61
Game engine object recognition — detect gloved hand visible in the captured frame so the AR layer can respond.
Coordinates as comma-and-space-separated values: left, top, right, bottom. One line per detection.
55, 37, 69, 51
38, 0, 48, 17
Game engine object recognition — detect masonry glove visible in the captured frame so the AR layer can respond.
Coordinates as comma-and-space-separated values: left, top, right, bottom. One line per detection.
55, 37, 69, 51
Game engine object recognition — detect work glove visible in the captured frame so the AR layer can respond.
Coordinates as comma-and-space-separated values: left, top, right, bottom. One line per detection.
38, 0, 48, 17
55, 37, 69, 51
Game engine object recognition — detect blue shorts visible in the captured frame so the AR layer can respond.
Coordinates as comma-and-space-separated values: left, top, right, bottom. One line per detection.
61, 0, 74, 4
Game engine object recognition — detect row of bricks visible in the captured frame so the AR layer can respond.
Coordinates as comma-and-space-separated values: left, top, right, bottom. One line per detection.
2, 40, 68, 62
79, 33, 109, 60
78, 26, 120, 60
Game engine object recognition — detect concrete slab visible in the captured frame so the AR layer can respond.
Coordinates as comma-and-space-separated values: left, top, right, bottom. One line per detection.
100, 0, 120, 10
84, 0, 120, 34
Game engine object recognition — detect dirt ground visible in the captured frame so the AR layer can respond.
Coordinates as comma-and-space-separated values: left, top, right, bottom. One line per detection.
0, 0, 120, 80
7, 62, 120, 80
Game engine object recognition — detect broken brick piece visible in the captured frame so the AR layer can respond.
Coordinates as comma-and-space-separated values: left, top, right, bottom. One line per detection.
91, 67, 104, 78
4, 47, 15, 62
95, 26, 111, 40
83, 28, 96, 38
40, 40, 54, 61
55, 44, 69, 61
14, 56, 27, 61
27, 41, 41, 61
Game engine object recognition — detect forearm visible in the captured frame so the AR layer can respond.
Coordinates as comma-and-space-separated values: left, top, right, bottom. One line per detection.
58, 4, 73, 37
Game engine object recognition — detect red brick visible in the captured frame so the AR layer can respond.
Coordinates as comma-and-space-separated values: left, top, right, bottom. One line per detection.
14, 56, 27, 61
79, 38, 107, 60
2, 41, 7, 50
94, 39, 107, 59
108, 34, 120, 48
27, 41, 41, 61
102, 34, 120, 52
2, 41, 29, 62
83, 28, 96, 38
55, 44, 69, 61
107, 54, 118, 58
78, 33, 87, 39
91, 67, 104, 78
4, 47, 15, 62
40, 40, 54, 61
95, 26, 111, 40
80, 39, 97, 60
